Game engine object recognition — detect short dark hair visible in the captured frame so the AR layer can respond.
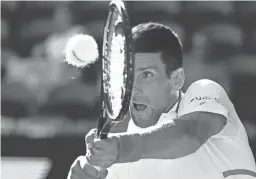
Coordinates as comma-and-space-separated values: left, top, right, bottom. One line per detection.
132, 22, 183, 76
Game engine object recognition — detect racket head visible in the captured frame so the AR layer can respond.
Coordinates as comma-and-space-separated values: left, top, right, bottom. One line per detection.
97, 0, 134, 138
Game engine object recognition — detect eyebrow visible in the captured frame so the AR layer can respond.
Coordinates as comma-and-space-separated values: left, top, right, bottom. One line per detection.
137, 65, 157, 72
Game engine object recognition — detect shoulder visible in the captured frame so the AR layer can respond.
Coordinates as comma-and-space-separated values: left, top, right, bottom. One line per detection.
189, 79, 221, 87
186, 79, 225, 95
179, 79, 230, 118
183, 79, 229, 104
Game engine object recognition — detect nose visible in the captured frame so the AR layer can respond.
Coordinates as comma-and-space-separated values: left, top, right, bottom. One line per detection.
132, 76, 142, 96
132, 85, 142, 96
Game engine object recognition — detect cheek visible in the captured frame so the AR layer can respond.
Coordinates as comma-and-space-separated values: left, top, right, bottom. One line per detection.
143, 80, 170, 105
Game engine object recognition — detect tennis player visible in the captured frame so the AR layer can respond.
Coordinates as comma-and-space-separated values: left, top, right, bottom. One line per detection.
68, 22, 256, 179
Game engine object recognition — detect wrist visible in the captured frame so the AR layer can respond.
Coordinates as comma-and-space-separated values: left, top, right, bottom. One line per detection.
113, 133, 143, 163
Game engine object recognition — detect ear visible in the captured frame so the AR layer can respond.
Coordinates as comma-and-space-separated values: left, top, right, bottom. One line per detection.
169, 68, 185, 91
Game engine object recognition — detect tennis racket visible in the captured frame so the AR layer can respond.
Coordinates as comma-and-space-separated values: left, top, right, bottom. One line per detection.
97, 0, 134, 139
88, 0, 133, 172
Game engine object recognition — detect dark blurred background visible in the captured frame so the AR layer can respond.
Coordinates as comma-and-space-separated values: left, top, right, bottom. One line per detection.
1, 1, 256, 179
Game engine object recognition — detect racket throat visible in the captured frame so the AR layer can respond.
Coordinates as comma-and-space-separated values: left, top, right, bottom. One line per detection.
98, 118, 116, 139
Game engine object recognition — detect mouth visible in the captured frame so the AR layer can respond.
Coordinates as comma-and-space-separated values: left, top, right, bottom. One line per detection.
133, 103, 147, 111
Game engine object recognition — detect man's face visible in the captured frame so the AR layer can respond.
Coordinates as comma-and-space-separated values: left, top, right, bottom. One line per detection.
130, 52, 174, 128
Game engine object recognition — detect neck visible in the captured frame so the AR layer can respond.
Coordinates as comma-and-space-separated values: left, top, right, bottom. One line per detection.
164, 90, 180, 113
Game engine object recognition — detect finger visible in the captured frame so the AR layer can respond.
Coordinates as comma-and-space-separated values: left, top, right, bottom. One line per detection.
85, 129, 97, 142
93, 138, 113, 151
93, 139, 106, 149
85, 151, 92, 165
89, 147, 116, 162
90, 146, 102, 157
88, 158, 101, 168
89, 158, 113, 168
94, 137, 117, 151
82, 160, 101, 178
74, 156, 101, 179
67, 157, 83, 179
100, 161, 113, 168
71, 162, 85, 177
90, 146, 117, 161
100, 169, 108, 179
88, 149, 109, 165
85, 152, 102, 170
86, 153, 101, 167
69, 174, 81, 179
85, 129, 97, 150
87, 151, 113, 168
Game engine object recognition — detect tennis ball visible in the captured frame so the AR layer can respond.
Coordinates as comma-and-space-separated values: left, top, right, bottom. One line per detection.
64, 34, 99, 68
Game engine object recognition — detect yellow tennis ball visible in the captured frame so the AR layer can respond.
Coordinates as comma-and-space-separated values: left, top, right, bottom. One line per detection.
64, 34, 99, 68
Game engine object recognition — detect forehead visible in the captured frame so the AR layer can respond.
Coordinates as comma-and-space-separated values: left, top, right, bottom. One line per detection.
134, 52, 165, 70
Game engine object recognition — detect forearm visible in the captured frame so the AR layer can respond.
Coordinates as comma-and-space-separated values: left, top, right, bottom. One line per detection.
116, 119, 200, 163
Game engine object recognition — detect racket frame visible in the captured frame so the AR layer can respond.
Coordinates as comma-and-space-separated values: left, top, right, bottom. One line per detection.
97, 0, 134, 139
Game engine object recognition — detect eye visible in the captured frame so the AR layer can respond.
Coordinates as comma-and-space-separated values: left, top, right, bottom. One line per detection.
141, 71, 154, 79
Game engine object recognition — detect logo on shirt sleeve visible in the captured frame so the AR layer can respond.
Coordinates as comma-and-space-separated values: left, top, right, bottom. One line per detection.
190, 96, 221, 106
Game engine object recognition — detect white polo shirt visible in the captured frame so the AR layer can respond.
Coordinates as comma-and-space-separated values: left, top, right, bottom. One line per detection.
107, 79, 256, 179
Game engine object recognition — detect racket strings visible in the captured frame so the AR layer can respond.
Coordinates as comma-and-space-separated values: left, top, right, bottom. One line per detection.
108, 31, 126, 118
103, 14, 127, 119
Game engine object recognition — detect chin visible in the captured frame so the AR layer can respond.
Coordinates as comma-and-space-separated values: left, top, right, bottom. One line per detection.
130, 106, 162, 127
131, 113, 158, 128
134, 120, 153, 128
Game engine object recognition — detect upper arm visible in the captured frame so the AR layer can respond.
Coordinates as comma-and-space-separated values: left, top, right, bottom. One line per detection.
179, 112, 227, 144
178, 79, 232, 142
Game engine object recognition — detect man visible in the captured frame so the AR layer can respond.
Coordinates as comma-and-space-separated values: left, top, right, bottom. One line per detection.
68, 22, 256, 179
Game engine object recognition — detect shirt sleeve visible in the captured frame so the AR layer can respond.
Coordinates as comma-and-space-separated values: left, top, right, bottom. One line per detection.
106, 164, 131, 179
178, 79, 229, 118
178, 79, 239, 139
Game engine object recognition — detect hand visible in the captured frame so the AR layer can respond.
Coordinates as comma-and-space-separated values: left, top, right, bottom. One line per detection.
86, 129, 120, 168
67, 156, 108, 179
